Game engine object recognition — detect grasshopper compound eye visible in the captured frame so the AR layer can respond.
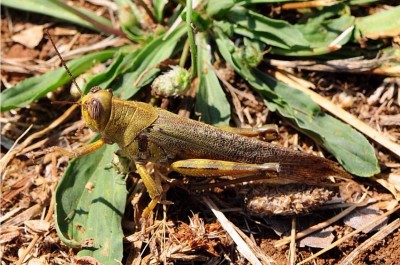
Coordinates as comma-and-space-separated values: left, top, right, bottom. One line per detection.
81, 88, 113, 132
87, 99, 103, 121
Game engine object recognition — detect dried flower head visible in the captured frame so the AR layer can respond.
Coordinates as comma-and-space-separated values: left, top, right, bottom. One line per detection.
240, 45, 264, 68
245, 184, 335, 216
151, 66, 190, 97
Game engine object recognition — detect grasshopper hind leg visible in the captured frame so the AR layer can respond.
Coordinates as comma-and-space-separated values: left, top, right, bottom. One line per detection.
171, 159, 280, 178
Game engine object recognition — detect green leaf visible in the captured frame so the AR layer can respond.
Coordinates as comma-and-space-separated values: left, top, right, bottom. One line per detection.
354, 5, 400, 40
237, 0, 304, 3
116, 0, 147, 42
55, 140, 126, 264
83, 47, 139, 93
108, 25, 187, 99
1, 49, 116, 112
215, 30, 380, 177
2, 0, 112, 32
349, 0, 380, 4
272, 5, 355, 56
224, 6, 310, 49
195, 33, 231, 125
206, 0, 235, 17
252, 70, 379, 176
82, 26, 185, 100
153, 0, 166, 23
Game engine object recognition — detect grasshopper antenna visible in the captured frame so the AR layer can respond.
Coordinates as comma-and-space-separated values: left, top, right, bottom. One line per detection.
45, 29, 83, 97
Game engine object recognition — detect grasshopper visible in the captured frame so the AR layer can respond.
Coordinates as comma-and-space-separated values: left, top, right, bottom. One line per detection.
55, 86, 351, 217
49, 35, 351, 218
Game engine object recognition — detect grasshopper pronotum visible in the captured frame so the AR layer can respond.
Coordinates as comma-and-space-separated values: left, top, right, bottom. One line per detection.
49, 33, 351, 218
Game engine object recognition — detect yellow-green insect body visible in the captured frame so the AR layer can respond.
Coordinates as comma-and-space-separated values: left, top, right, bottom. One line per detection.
62, 86, 351, 217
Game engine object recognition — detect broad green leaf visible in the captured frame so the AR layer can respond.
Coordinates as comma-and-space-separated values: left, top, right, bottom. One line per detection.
1, 49, 116, 112
224, 6, 310, 49
272, 5, 355, 56
195, 33, 231, 125
55, 140, 126, 264
2, 0, 112, 32
215, 30, 380, 177
354, 5, 400, 40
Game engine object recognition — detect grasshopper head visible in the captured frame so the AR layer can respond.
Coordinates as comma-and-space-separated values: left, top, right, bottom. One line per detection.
81, 87, 113, 133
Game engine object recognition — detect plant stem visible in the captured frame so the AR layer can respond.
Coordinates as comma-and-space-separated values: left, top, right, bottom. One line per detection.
180, 39, 190, 67
186, 0, 197, 79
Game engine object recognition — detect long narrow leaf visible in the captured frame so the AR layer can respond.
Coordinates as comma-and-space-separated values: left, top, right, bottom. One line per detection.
354, 5, 400, 40
2, 0, 112, 32
215, 30, 379, 177
272, 5, 355, 56
228, 7, 310, 49
1, 49, 116, 112
195, 33, 231, 125
108, 25, 187, 99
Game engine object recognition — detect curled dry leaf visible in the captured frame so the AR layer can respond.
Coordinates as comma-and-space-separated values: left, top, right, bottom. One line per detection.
0, 226, 21, 244
11, 25, 44, 49
24, 220, 50, 234
388, 172, 400, 193
374, 172, 400, 201
343, 204, 388, 233
26, 256, 48, 265
338, 181, 364, 203
173, 214, 225, 256
299, 226, 335, 249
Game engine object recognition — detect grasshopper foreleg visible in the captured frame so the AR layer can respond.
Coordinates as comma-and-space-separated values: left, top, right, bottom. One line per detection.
135, 162, 163, 218
54, 138, 107, 158
171, 159, 280, 178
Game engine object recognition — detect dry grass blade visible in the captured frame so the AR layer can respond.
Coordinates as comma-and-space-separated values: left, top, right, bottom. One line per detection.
16, 183, 57, 265
267, 56, 392, 74
0, 104, 78, 172
289, 216, 296, 265
297, 204, 400, 265
281, 0, 339, 9
231, 218, 276, 264
202, 196, 263, 265
3, 204, 42, 227
0, 124, 32, 175
0, 207, 24, 223
272, 70, 400, 158
339, 218, 400, 265
46, 35, 122, 63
